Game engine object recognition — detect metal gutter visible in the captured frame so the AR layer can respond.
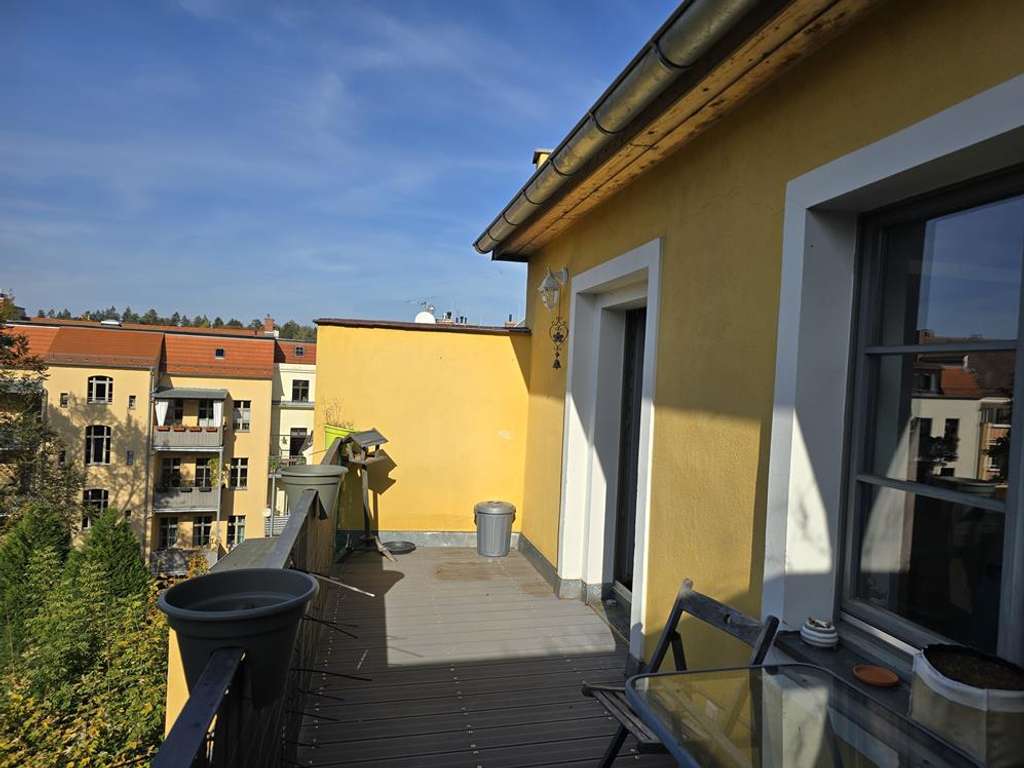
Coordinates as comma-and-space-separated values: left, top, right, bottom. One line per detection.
473, 0, 763, 256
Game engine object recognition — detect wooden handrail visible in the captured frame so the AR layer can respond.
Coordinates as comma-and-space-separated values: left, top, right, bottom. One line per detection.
151, 648, 244, 768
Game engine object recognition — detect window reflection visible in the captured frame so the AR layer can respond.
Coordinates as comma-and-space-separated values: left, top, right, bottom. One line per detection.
871, 351, 1013, 495
856, 486, 1003, 652
880, 194, 1024, 345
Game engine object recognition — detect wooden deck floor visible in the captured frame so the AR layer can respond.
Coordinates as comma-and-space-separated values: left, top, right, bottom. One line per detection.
293, 547, 675, 768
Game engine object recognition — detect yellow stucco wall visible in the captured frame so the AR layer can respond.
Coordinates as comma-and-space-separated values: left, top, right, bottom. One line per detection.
41, 364, 154, 541
519, 0, 1024, 665
313, 325, 530, 533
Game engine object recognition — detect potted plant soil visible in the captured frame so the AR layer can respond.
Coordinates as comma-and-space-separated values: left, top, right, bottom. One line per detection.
911, 644, 1024, 766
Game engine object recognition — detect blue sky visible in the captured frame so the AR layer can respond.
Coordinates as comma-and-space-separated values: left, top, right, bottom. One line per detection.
1, 0, 676, 325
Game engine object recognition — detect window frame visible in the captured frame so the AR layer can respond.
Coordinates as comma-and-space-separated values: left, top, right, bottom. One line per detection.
229, 457, 248, 489
59, 392, 69, 408
128, 394, 137, 410
227, 515, 246, 547
841, 170, 1024, 658
197, 399, 215, 426
295, 346, 305, 357
84, 424, 111, 465
291, 379, 310, 402
87, 375, 113, 404
82, 488, 108, 529
159, 516, 178, 549
232, 400, 251, 432
192, 515, 212, 546
160, 457, 182, 489
194, 457, 212, 489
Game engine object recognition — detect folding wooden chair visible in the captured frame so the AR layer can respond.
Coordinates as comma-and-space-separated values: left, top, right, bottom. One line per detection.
582, 578, 780, 767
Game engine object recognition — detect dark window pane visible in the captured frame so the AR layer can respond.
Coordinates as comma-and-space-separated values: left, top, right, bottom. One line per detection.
853, 484, 1003, 652
879, 194, 1024, 345
869, 351, 1013, 493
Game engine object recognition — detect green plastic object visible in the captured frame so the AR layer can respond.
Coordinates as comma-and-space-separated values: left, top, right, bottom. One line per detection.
324, 424, 355, 451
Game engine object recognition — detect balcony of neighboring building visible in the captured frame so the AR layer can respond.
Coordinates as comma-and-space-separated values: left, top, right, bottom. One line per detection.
152, 387, 228, 450
152, 484, 220, 512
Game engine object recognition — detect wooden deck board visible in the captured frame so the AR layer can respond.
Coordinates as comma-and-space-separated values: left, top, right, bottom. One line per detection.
293, 548, 671, 768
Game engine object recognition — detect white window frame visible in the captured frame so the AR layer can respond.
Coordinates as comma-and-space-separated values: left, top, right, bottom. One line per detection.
84, 424, 111, 465
764, 74, 1024, 663
82, 488, 108, 528
159, 516, 178, 549
87, 375, 113, 404
227, 515, 246, 547
233, 400, 251, 432
291, 379, 310, 402
192, 515, 212, 546
230, 457, 248, 489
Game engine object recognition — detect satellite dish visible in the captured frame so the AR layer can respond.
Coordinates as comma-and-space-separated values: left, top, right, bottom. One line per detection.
414, 310, 436, 324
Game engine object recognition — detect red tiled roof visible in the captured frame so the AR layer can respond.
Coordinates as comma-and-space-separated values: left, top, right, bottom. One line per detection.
164, 335, 274, 379
22, 317, 268, 338
274, 340, 316, 364
5, 325, 58, 359
46, 327, 163, 368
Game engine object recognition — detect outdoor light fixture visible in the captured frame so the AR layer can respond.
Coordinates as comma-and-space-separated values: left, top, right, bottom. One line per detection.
538, 268, 569, 369
538, 268, 568, 312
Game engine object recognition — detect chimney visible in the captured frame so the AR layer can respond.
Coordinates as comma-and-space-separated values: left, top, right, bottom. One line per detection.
262, 315, 278, 337
532, 148, 553, 169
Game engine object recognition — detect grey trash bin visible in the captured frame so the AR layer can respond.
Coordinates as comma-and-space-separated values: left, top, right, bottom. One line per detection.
474, 500, 516, 557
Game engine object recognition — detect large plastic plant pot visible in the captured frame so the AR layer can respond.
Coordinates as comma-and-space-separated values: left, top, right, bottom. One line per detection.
158, 568, 318, 708
279, 464, 347, 520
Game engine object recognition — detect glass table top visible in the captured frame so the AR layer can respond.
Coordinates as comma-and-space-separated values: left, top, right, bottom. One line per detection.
626, 664, 978, 768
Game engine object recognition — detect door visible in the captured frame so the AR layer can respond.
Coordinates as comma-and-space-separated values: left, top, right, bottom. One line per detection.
613, 307, 646, 594
289, 428, 308, 461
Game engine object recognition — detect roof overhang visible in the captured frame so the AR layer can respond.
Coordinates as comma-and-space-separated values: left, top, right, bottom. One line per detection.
153, 387, 230, 400
474, 0, 884, 261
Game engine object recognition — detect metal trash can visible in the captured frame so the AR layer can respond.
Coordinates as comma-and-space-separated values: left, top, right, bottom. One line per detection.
474, 500, 516, 557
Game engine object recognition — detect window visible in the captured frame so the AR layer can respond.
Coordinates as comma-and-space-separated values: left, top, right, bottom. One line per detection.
128, 394, 136, 410
844, 181, 1024, 656
289, 427, 308, 459
123, 509, 132, 519
214, 348, 225, 359
171, 399, 184, 424
229, 457, 248, 489
227, 515, 246, 547
84, 425, 111, 465
291, 380, 310, 402
87, 376, 113, 404
160, 458, 182, 489
82, 488, 108, 529
232, 400, 251, 432
295, 346, 305, 357
126, 449, 134, 466
59, 392, 69, 408
198, 399, 214, 426
159, 517, 178, 549
192, 515, 212, 546
194, 458, 211, 489
58, 449, 66, 467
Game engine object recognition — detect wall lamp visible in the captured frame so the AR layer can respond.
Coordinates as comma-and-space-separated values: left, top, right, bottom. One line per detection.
538, 268, 569, 369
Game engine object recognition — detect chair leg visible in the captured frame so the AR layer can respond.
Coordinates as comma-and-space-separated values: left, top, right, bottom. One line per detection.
599, 725, 628, 768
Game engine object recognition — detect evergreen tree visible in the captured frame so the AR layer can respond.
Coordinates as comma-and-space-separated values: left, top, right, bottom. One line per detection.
121, 306, 140, 323
212, 316, 224, 327
77, 509, 149, 599
226, 318, 243, 327
141, 308, 159, 324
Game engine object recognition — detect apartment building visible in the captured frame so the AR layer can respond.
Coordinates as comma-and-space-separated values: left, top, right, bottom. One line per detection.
269, 339, 316, 519
5, 318, 315, 574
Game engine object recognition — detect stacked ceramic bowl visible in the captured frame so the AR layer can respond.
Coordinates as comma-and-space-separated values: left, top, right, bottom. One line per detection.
800, 617, 838, 649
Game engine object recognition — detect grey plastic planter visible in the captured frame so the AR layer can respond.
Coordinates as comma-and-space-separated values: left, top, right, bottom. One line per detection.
279, 464, 348, 520
158, 568, 318, 708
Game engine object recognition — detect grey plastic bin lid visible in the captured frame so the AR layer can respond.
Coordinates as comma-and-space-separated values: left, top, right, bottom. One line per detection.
474, 500, 516, 516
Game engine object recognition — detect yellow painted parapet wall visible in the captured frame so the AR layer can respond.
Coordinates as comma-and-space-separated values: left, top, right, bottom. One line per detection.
313, 322, 530, 533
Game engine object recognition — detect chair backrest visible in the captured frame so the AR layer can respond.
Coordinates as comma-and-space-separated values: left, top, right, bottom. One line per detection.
643, 578, 779, 674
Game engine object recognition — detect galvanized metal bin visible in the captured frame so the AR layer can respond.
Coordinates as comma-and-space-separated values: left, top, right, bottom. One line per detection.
474, 500, 516, 557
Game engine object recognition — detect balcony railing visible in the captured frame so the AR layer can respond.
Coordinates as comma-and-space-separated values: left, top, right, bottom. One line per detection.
152, 437, 342, 768
153, 426, 223, 450
150, 547, 217, 577
153, 486, 220, 511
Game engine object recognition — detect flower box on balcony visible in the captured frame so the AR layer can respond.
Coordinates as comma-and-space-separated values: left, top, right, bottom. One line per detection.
189, 426, 203, 433
157, 425, 171, 432
173, 426, 187, 432
205, 426, 218, 433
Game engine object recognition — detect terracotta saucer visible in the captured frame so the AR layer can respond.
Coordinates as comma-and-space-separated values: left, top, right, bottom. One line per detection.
852, 664, 900, 688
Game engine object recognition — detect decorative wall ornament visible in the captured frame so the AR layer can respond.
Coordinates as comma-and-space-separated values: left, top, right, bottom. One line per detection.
538, 268, 569, 369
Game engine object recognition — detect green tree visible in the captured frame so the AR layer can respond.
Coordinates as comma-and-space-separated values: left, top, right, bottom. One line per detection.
140, 308, 159, 324
0, 506, 69, 668
76, 509, 149, 599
